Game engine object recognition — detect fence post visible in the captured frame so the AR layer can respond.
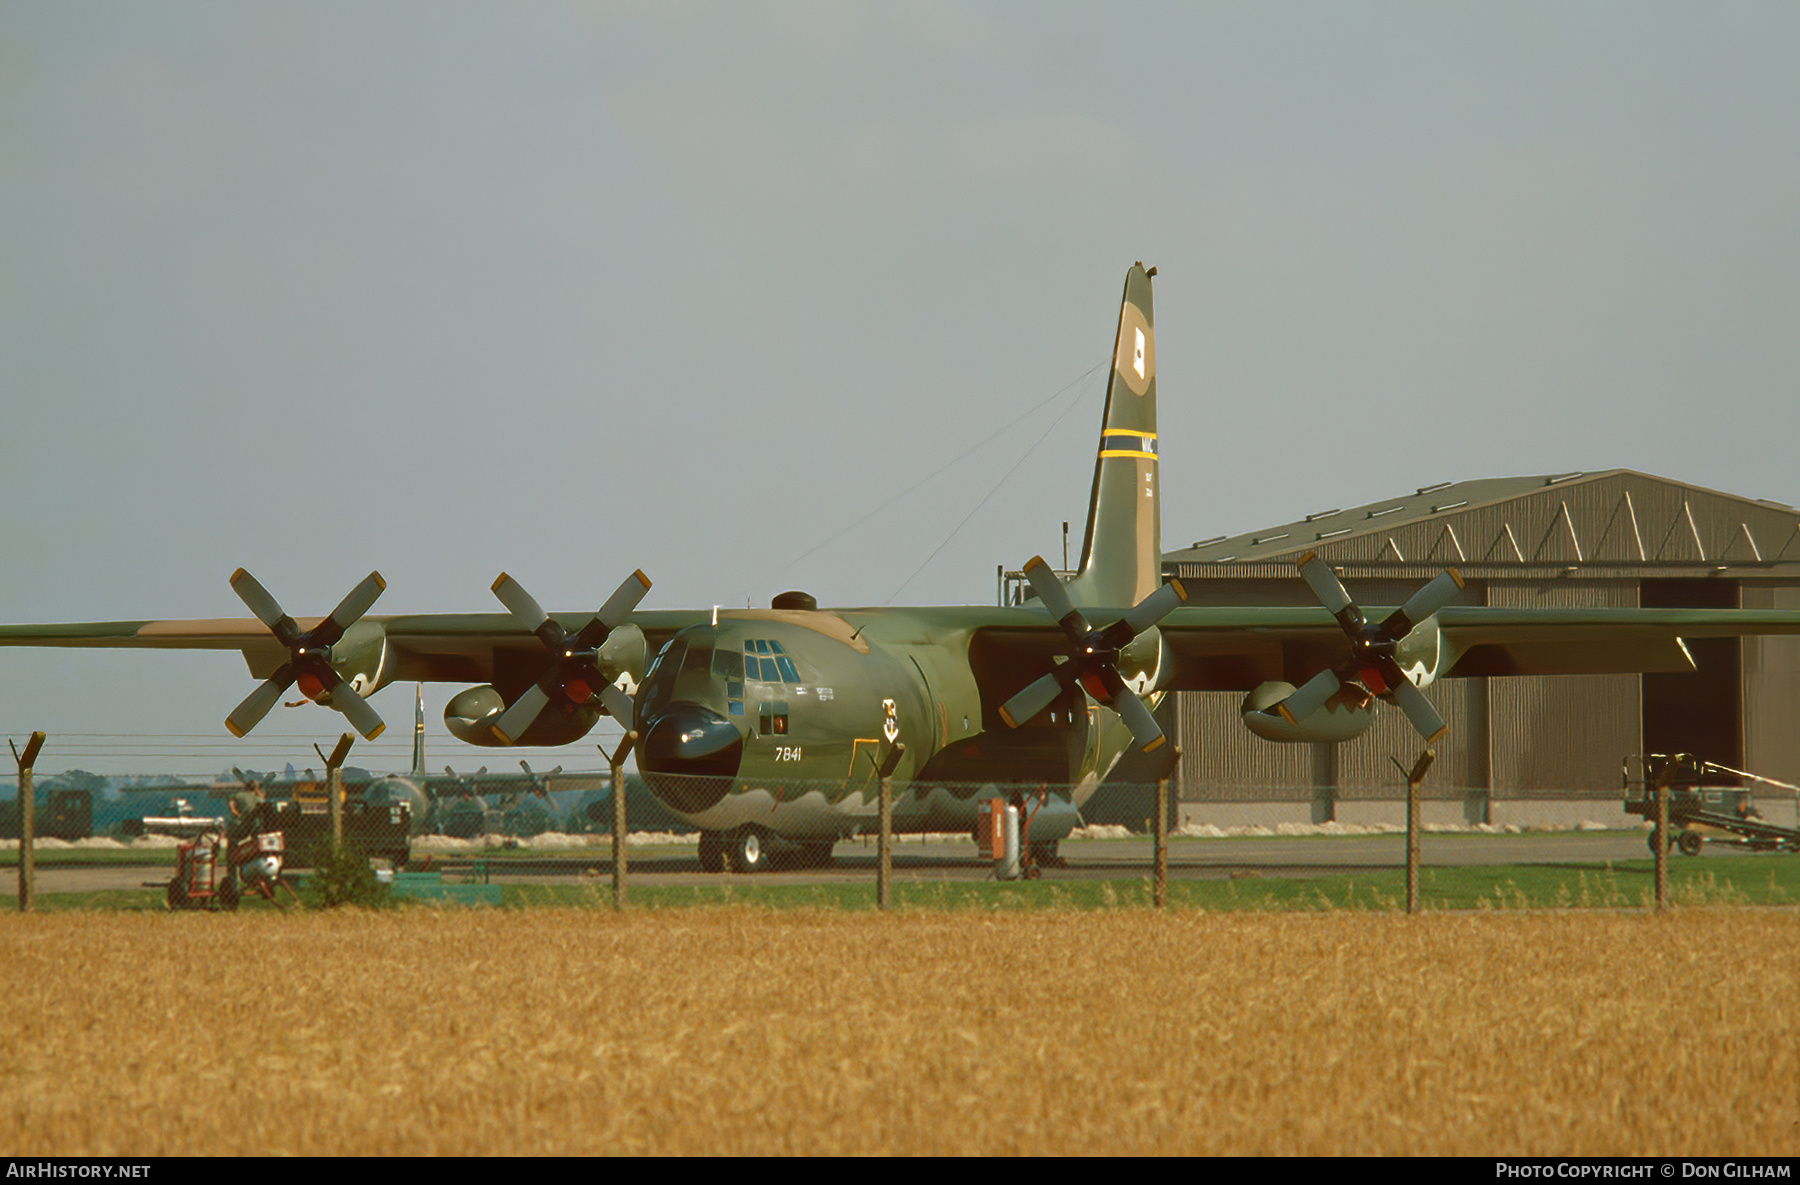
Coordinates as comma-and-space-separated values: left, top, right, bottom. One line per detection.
603, 733, 638, 911
1153, 747, 1183, 909
1392, 750, 1435, 914
1653, 761, 1675, 912
876, 742, 905, 910
314, 734, 355, 850
11, 733, 45, 913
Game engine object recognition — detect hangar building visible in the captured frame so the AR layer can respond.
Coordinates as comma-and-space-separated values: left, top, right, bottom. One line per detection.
1158, 470, 1800, 825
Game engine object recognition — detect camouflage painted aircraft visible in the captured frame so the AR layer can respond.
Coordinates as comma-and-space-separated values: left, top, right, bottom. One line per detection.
7, 263, 1800, 871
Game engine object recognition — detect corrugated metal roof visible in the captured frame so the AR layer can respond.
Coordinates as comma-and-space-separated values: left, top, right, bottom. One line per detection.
1164, 469, 1799, 567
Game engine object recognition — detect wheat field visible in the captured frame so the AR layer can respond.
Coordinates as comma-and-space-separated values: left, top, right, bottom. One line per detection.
0, 907, 1792, 1156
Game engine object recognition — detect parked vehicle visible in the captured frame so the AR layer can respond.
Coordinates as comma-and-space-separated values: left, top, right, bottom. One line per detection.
1623, 753, 1800, 855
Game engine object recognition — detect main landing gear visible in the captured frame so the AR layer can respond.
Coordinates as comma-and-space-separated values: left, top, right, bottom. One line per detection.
697, 829, 835, 873
698, 829, 767, 873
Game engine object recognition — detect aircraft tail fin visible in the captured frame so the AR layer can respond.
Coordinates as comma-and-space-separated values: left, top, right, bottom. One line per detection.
1066, 262, 1160, 608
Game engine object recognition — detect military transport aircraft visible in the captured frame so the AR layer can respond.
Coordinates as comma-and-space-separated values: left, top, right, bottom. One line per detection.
6, 264, 1800, 871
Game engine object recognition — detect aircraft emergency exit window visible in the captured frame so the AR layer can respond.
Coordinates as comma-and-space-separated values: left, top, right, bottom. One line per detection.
713, 651, 743, 679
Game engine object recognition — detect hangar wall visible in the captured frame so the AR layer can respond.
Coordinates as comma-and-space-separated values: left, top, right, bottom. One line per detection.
1743, 584, 1800, 786
1159, 471, 1800, 820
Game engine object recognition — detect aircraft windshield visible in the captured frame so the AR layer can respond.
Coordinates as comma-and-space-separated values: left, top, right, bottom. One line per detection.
640, 635, 716, 717
640, 638, 687, 715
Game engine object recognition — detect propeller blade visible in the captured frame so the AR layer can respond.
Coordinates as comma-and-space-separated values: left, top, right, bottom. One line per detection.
1380, 569, 1465, 640
491, 573, 550, 631
1118, 578, 1189, 636
598, 681, 635, 722
999, 671, 1066, 729
229, 569, 294, 636
1276, 667, 1343, 726
1390, 677, 1448, 743
226, 666, 296, 737
577, 569, 653, 647
319, 572, 387, 642
1111, 689, 1167, 752
1297, 553, 1361, 631
1021, 556, 1088, 637
324, 677, 386, 741
490, 684, 551, 745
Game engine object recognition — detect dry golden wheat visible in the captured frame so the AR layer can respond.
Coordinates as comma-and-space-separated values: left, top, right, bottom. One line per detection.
0, 908, 1792, 1155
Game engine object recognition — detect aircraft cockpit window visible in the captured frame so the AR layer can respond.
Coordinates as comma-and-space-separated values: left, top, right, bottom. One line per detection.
741, 640, 801, 685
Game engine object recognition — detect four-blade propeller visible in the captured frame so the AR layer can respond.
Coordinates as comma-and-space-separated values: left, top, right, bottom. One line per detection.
1277, 552, 1463, 742
998, 557, 1188, 752
486, 569, 652, 745
225, 569, 388, 740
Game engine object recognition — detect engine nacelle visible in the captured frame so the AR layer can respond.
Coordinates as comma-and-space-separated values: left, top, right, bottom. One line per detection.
445, 685, 602, 748
1390, 615, 1445, 690
1117, 626, 1167, 696
314, 620, 390, 702
1241, 680, 1376, 744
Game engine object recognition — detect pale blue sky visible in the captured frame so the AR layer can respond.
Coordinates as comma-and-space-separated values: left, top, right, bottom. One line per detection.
3, 2, 1796, 773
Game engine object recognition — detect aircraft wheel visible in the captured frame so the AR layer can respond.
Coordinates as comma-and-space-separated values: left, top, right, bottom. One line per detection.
1646, 828, 1663, 856
1676, 830, 1704, 857
166, 879, 189, 911
698, 833, 727, 873
217, 876, 242, 912
1029, 840, 1062, 868
728, 829, 767, 874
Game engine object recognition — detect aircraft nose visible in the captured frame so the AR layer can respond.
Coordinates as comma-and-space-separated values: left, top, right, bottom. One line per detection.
638, 704, 743, 778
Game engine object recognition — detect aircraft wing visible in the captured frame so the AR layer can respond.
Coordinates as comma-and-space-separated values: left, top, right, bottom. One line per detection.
1430, 606, 1800, 677
422, 770, 608, 798
972, 603, 1800, 696
1153, 604, 1800, 690
0, 609, 713, 684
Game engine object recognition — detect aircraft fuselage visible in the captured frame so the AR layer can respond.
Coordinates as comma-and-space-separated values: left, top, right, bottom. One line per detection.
631, 607, 1131, 842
